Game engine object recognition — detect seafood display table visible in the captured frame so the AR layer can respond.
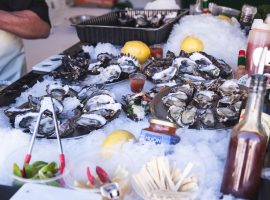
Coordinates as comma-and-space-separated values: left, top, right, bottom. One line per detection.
0, 52, 233, 199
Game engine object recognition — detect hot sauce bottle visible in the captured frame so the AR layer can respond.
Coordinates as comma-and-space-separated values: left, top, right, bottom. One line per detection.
221, 75, 268, 199
202, 0, 210, 14
234, 50, 247, 80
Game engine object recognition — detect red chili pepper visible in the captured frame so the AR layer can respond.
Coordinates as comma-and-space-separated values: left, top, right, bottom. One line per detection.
86, 167, 95, 186
96, 166, 109, 183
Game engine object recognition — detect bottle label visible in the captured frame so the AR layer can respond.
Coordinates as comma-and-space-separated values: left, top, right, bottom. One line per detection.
238, 56, 246, 66
139, 130, 180, 145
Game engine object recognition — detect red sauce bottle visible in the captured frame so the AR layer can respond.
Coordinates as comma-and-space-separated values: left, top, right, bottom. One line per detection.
221, 75, 268, 199
234, 50, 247, 80
246, 19, 270, 75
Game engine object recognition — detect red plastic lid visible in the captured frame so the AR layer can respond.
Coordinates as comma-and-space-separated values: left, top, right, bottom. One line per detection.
239, 50, 246, 56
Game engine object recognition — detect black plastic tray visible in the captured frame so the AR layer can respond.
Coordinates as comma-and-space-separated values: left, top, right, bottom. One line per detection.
75, 9, 188, 45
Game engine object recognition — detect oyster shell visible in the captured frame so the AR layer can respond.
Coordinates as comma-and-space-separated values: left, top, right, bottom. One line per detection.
219, 80, 240, 96
152, 66, 177, 83
88, 61, 104, 74
14, 112, 55, 137
28, 95, 41, 111
193, 90, 217, 108
53, 55, 88, 82
135, 14, 149, 28
173, 57, 197, 74
126, 104, 146, 121
216, 107, 238, 122
117, 54, 139, 74
97, 53, 115, 64
167, 105, 184, 127
200, 109, 216, 128
77, 85, 102, 101
14, 112, 38, 130
88, 103, 122, 119
46, 84, 77, 101
162, 95, 186, 108
216, 59, 232, 78
75, 114, 106, 131
181, 74, 206, 82
84, 94, 115, 112
181, 106, 197, 126
149, 13, 163, 28
38, 117, 55, 137
170, 84, 194, 97
5, 107, 33, 123
99, 64, 122, 83
189, 52, 220, 78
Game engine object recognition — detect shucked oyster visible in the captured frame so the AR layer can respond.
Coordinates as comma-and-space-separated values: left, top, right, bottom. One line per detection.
162, 94, 187, 108
14, 112, 55, 137
88, 103, 122, 119
216, 107, 238, 122
173, 57, 197, 74
46, 84, 77, 101
117, 54, 139, 74
200, 109, 216, 128
75, 114, 106, 131
167, 105, 184, 127
181, 106, 197, 126
193, 90, 217, 108
14, 112, 38, 130
99, 64, 122, 83
219, 80, 240, 96
83, 94, 115, 112
152, 66, 178, 83
189, 52, 220, 79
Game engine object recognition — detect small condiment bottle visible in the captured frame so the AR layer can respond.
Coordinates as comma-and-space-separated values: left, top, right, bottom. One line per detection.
234, 50, 248, 79
202, 0, 210, 14
221, 75, 268, 199
240, 4, 257, 35
139, 118, 180, 146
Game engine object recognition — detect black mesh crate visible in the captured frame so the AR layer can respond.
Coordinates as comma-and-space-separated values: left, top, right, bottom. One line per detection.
75, 9, 189, 45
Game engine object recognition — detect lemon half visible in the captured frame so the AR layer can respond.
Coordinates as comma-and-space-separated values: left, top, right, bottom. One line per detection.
180, 35, 204, 53
102, 130, 135, 150
121, 41, 151, 63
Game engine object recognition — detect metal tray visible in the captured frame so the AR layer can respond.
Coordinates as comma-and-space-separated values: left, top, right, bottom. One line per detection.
75, 9, 188, 45
150, 83, 247, 130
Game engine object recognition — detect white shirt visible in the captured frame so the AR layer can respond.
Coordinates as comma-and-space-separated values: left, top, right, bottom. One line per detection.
0, 30, 26, 83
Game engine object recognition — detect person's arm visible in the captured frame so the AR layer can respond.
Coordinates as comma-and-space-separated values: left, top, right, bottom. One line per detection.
0, 9, 50, 39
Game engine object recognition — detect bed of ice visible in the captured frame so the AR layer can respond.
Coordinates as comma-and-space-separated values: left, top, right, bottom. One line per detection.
0, 13, 248, 199
144, 0, 180, 10
0, 75, 239, 199
165, 14, 247, 71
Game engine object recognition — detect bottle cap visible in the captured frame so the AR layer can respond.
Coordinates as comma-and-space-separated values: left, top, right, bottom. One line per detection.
251, 19, 270, 31
149, 118, 177, 128
239, 50, 246, 56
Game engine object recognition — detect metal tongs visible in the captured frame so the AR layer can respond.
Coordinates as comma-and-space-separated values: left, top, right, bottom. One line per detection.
22, 97, 65, 176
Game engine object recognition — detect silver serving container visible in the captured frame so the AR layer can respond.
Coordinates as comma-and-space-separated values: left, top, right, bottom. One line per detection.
209, 3, 241, 17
